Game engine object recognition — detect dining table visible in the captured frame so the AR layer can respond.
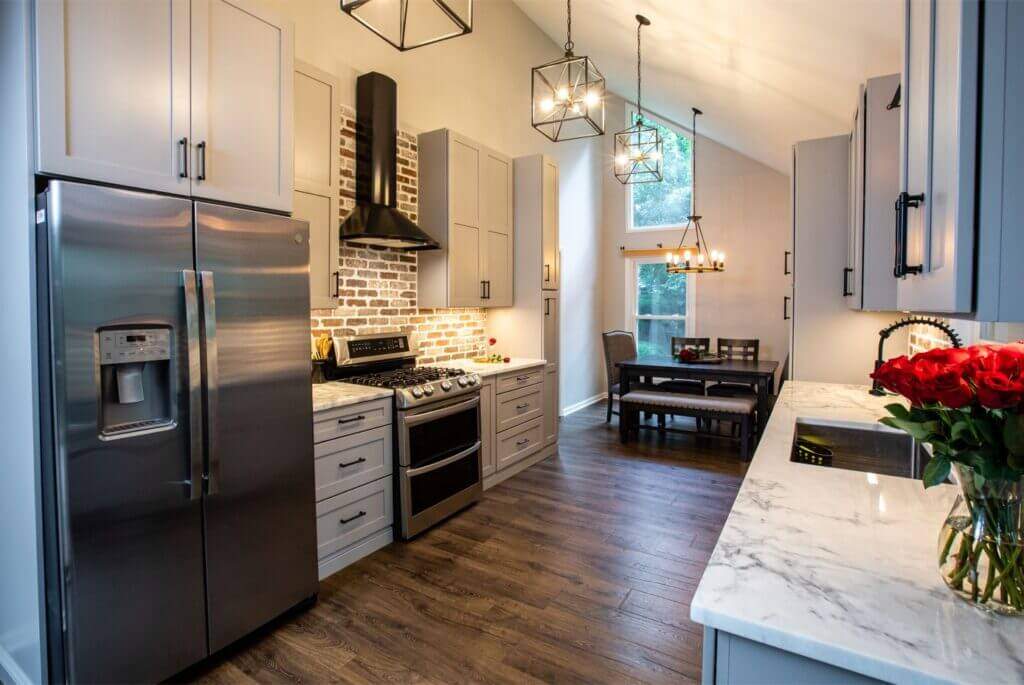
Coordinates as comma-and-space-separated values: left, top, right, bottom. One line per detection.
616, 355, 780, 439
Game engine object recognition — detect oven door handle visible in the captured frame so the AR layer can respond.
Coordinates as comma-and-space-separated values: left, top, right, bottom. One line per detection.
401, 395, 480, 428
406, 441, 481, 478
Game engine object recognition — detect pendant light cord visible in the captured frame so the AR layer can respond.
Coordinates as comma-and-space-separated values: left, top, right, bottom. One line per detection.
636, 20, 643, 122
564, 0, 574, 55
691, 108, 698, 216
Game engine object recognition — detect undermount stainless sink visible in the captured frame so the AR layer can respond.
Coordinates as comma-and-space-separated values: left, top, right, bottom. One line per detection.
791, 419, 929, 479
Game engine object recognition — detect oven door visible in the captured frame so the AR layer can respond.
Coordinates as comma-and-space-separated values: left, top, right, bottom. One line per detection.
397, 394, 482, 538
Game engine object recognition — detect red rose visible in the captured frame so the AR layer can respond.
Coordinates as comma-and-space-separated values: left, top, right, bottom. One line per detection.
872, 356, 927, 405
929, 368, 974, 408
914, 347, 972, 367
677, 348, 697, 362
974, 370, 1024, 409
488, 337, 497, 346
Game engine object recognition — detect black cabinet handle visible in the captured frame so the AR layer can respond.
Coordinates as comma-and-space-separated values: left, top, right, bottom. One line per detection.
332, 271, 340, 298
544, 298, 551, 316
196, 141, 207, 181
337, 414, 366, 425
486, 281, 491, 299
516, 438, 530, 446
515, 402, 530, 410
481, 280, 487, 299
784, 250, 792, 275
178, 137, 188, 178
843, 267, 854, 297
338, 457, 367, 469
544, 264, 551, 282
339, 510, 366, 525
783, 295, 791, 321
894, 192, 924, 277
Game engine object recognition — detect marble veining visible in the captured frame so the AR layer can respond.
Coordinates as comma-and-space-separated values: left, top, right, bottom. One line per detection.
691, 381, 1024, 685
443, 357, 546, 378
312, 382, 392, 413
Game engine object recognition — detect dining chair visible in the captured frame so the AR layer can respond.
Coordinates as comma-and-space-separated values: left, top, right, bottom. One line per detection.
707, 338, 760, 397
602, 330, 637, 423
659, 337, 710, 396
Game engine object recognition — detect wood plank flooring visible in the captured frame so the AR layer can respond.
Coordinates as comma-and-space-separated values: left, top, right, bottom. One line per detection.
189, 404, 746, 684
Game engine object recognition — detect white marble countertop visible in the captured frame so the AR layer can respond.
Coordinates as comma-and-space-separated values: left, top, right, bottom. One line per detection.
443, 357, 546, 378
312, 382, 393, 413
690, 380, 1024, 685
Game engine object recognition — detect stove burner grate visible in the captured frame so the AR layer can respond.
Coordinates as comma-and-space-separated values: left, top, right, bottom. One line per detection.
344, 367, 467, 389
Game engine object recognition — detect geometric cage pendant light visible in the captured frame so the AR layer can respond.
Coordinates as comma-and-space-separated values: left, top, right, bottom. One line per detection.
340, 0, 473, 52
531, 0, 606, 142
666, 108, 725, 274
614, 15, 663, 184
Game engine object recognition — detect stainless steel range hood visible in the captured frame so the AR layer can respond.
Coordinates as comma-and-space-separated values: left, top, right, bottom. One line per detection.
340, 72, 439, 251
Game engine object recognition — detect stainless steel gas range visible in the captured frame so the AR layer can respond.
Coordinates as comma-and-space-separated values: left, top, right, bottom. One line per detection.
330, 333, 483, 539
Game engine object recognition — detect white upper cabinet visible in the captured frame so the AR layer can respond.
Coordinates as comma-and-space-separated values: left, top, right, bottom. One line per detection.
35, 0, 293, 213
847, 74, 900, 312
417, 129, 514, 308
897, 0, 979, 313
190, 0, 293, 212
293, 61, 340, 309
35, 0, 191, 195
541, 159, 559, 291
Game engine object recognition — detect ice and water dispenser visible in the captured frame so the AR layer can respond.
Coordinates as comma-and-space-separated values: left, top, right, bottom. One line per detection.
98, 326, 173, 437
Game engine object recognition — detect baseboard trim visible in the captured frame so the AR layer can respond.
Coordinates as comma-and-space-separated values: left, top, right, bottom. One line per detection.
318, 527, 393, 581
560, 392, 606, 417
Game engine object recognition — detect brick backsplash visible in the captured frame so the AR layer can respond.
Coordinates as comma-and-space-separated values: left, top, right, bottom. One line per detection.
309, 104, 487, 366
907, 320, 953, 356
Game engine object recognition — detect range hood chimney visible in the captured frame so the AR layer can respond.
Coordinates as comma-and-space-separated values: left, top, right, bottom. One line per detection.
339, 72, 439, 251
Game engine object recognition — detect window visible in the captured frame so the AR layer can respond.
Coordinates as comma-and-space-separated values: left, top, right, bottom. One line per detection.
628, 111, 693, 231
628, 259, 693, 357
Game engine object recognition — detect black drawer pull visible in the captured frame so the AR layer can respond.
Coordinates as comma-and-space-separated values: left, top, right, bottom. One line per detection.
196, 140, 207, 181
516, 438, 530, 446
338, 457, 367, 469
337, 414, 366, 425
339, 510, 366, 525
842, 267, 854, 297
515, 402, 530, 410
515, 375, 530, 382
178, 137, 188, 178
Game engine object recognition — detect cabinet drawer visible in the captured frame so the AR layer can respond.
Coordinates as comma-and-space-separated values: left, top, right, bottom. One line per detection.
314, 425, 392, 501
316, 477, 393, 561
313, 398, 391, 443
495, 368, 544, 394
495, 384, 543, 432
496, 417, 543, 471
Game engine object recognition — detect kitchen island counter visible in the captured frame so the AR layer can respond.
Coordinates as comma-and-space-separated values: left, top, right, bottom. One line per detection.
691, 381, 1024, 685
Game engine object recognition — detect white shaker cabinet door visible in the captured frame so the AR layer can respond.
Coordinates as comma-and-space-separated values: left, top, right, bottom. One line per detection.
898, 0, 978, 313
190, 0, 294, 212
35, 0, 191, 195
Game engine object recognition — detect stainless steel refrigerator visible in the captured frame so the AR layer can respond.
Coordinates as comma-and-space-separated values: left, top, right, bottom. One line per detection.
36, 180, 318, 683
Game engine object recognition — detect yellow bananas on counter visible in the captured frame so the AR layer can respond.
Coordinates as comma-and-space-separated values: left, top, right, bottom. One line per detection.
311, 334, 332, 361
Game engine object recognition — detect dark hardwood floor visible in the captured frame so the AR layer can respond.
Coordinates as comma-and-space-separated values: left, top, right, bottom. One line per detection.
191, 404, 746, 684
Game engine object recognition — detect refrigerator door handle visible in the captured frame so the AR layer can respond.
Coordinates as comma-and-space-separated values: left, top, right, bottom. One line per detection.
200, 270, 220, 494
182, 270, 204, 500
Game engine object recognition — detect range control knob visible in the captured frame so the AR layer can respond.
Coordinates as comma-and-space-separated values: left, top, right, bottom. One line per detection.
423, 385, 435, 396
467, 375, 478, 386
410, 387, 424, 399
457, 376, 469, 387
441, 380, 453, 391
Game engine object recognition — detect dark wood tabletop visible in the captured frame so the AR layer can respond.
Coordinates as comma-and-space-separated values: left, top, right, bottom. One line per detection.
617, 356, 778, 377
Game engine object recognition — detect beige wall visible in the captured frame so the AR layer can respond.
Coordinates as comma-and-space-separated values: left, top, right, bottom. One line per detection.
601, 95, 792, 380
272, 0, 607, 410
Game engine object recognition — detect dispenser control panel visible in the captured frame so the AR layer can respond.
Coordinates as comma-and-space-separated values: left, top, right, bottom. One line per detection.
99, 328, 171, 365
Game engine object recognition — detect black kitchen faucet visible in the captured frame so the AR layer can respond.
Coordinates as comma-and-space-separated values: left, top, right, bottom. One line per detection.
870, 317, 963, 396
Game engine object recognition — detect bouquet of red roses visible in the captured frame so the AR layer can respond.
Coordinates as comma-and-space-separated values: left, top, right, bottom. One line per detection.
871, 343, 1024, 488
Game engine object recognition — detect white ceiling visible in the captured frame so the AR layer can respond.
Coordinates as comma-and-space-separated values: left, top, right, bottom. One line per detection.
513, 0, 903, 172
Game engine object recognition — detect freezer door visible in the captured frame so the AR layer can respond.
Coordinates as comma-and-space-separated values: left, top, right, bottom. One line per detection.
43, 181, 208, 683
194, 202, 317, 652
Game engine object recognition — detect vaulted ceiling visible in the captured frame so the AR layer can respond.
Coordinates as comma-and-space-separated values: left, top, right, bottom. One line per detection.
513, 0, 903, 173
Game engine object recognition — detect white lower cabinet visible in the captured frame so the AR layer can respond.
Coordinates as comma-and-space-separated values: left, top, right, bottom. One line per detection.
313, 398, 394, 580
481, 365, 554, 489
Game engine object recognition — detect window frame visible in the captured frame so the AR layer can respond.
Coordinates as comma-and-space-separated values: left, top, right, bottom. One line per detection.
624, 104, 694, 234
625, 256, 696, 357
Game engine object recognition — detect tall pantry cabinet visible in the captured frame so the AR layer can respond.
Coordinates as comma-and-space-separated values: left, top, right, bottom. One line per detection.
488, 155, 560, 447
35, 0, 294, 213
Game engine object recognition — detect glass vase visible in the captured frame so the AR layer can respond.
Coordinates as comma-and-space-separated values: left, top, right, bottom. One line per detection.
938, 464, 1024, 616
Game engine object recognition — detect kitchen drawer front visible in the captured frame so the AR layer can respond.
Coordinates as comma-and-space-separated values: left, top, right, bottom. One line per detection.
496, 417, 543, 471
316, 477, 393, 560
314, 425, 393, 501
313, 398, 391, 443
495, 367, 544, 394
495, 383, 543, 433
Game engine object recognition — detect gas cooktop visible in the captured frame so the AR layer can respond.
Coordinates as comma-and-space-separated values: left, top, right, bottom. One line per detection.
345, 367, 467, 389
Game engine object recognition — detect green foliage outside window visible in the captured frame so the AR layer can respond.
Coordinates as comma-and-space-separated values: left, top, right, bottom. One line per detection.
630, 113, 693, 229
636, 263, 687, 357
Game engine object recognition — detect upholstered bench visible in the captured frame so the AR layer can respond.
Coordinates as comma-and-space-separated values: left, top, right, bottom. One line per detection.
619, 390, 757, 459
